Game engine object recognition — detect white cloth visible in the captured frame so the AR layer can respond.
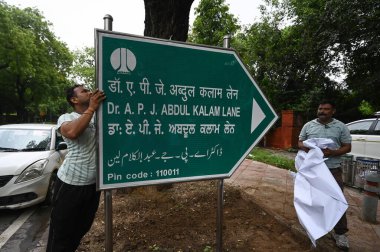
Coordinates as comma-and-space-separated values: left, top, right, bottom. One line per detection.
294, 138, 348, 246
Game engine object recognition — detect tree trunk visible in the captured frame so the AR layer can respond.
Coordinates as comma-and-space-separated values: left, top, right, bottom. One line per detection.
15, 75, 28, 122
144, 0, 194, 42
121, 0, 195, 194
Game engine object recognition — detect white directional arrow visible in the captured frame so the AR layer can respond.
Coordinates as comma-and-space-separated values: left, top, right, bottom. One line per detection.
251, 98, 266, 133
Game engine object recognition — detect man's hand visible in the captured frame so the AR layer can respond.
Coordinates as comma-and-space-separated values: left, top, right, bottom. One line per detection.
322, 143, 351, 157
88, 89, 106, 112
298, 140, 310, 153
322, 148, 334, 157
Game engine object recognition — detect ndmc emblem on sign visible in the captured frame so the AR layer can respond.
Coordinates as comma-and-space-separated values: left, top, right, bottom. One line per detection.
95, 30, 278, 190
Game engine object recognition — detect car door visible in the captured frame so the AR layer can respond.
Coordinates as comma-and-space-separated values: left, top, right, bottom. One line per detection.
365, 119, 380, 159
347, 119, 374, 158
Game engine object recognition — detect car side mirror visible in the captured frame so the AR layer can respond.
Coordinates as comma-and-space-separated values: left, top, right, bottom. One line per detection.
57, 142, 67, 150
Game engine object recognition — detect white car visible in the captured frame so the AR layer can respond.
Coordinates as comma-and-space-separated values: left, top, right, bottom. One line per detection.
0, 124, 67, 209
346, 111, 380, 160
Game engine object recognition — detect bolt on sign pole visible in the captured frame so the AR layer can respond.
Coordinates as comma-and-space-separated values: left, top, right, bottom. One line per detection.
103, 14, 114, 252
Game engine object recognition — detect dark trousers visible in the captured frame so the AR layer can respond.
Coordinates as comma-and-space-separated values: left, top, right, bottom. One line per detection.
47, 178, 101, 252
330, 168, 349, 235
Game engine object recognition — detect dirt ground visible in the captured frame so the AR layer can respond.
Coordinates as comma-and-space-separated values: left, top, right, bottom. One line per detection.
77, 180, 321, 252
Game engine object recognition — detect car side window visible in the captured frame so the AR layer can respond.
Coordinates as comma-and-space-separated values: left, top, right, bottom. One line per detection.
373, 120, 380, 135
347, 120, 373, 134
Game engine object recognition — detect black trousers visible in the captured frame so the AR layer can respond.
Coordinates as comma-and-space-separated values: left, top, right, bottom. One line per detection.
330, 168, 349, 235
46, 178, 101, 252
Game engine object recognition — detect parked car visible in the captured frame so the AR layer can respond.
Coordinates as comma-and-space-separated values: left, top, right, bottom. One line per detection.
0, 124, 67, 209
346, 111, 380, 160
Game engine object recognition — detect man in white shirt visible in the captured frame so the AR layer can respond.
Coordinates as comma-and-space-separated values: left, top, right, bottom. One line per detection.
47, 84, 106, 251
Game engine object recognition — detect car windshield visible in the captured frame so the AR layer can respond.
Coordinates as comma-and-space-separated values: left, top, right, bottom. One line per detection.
0, 128, 51, 151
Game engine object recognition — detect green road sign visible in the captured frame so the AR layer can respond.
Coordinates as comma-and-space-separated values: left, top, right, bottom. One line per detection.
95, 30, 278, 190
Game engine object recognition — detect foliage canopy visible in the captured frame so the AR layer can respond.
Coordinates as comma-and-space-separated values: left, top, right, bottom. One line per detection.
1, 0, 379, 123
190, 0, 380, 120
0, 1, 73, 122
189, 0, 240, 47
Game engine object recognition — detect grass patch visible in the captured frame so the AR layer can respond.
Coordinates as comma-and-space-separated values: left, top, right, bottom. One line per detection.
248, 147, 296, 172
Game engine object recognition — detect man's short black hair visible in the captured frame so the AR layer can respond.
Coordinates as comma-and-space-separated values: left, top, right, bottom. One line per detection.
66, 84, 83, 108
319, 99, 336, 109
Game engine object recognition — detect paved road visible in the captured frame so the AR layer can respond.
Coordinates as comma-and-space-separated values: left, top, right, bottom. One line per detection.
0, 205, 50, 252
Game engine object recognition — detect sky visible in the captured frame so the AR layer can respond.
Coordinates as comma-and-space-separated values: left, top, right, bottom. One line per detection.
7, 0, 264, 50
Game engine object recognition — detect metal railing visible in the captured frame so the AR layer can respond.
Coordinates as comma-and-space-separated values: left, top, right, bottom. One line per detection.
342, 155, 380, 190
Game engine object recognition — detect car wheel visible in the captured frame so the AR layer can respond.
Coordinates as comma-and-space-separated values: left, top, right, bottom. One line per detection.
44, 171, 57, 205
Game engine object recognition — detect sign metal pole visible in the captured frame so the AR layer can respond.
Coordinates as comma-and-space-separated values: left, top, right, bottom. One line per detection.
216, 179, 224, 252
216, 35, 232, 252
103, 14, 114, 252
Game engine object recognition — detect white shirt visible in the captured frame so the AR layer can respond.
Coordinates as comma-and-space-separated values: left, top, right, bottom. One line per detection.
57, 112, 97, 185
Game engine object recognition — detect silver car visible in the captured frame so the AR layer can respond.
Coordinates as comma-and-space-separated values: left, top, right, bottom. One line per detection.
0, 124, 67, 209
346, 111, 380, 160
